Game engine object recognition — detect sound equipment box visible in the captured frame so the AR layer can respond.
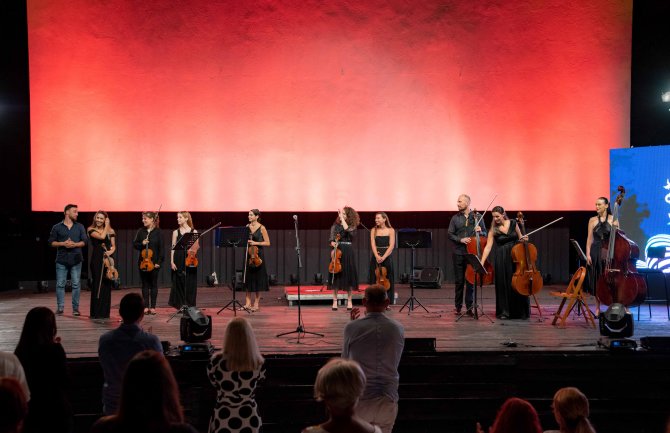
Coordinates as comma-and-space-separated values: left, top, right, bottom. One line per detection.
412, 267, 442, 288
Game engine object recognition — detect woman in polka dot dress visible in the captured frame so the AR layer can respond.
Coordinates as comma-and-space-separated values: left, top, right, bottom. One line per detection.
208, 317, 266, 433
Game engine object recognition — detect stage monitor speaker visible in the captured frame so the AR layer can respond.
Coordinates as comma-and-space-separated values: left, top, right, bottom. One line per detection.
640, 336, 670, 351
599, 303, 634, 338
412, 267, 442, 288
180, 307, 212, 342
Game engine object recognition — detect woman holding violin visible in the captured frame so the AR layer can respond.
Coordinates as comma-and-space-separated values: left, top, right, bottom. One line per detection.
368, 212, 395, 305
329, 206, 360, 311
244, 209, 270, 312
169, 211, 199, 309
88, 210, 116, 319
133, 211, 164, 315
447, 194, 487, 316
479, 206, 529, 320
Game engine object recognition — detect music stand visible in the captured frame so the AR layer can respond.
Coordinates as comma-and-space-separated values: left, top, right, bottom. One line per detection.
216, 226, 250, 316
277, 215, 323, 341
457, 254, 493, 322
167, 231, 200, 323
398, 230, 432, 314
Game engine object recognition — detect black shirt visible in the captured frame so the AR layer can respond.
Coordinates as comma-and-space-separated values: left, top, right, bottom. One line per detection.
133, 227, 165, 266
447, 211, 487, 255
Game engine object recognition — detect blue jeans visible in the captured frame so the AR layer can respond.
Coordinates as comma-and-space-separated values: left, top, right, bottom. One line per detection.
55, 262, 81, 311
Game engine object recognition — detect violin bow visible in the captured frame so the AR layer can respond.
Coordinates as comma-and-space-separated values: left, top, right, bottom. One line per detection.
521, 217, 564, 238
474, 194, 498, 227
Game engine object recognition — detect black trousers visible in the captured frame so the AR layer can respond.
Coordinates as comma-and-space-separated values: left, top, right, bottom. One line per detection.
453, 253, 474, 309
140, 269, 159, 308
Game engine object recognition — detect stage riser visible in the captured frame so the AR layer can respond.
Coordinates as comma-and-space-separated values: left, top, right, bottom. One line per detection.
68, 351, 670, 433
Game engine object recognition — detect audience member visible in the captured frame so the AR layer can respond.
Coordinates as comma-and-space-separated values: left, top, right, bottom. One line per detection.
544, 387, 596, 433
208, 317, 265, 433
98, 293, 163, 415
303, 357, 381, 433
0, 352, 30, 401
477, 397, 542, 433
0, 377, 28, 433
14, 306, 71, 433
91, 350, 197, 433
342, 285, 404, 433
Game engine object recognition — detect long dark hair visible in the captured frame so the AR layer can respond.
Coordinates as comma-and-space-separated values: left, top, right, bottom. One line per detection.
116, 350, 184, 431
15, 307, 57, 361
597, 196, 612, 215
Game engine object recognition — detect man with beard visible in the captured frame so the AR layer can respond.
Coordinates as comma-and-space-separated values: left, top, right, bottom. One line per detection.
48, 204, 88, 316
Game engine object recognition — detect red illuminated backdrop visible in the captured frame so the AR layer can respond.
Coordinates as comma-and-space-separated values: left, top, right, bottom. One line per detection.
28, 0, 632, 212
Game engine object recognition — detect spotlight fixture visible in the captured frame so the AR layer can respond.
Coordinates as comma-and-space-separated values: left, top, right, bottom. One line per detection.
268, 274, 278, 286
314, 273, 323, 284
662, 91, 670, 103
289, 273, 298, 285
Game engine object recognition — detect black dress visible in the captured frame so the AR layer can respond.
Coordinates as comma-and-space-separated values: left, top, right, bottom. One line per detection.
169, 229, 198, 308
585, 216, 611, 295
492, 219, 529, 319
89, 230, 114, 318
329, 224, 358, 292
368, 235, 394, 303
245, 226, 269, 292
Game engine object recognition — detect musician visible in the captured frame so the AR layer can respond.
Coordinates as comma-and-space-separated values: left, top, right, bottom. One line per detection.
368, 212, 396, 305
447, 194, 487, 316
480, 206, 529, 320
132, 212, 164, 315
169, 211, 199, 309
329, 206, 361, 311
48, 204, 88, 316
585, 197, 618, 316
88, 211, 116, 319
244, 209, 270, 312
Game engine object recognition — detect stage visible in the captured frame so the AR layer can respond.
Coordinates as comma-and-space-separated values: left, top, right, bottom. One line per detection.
1, 283, 668, 357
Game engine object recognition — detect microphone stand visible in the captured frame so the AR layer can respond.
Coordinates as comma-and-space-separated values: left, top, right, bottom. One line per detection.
277, 216, 324, 341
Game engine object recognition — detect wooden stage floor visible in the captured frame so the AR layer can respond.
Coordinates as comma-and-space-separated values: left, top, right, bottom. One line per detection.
1, 284, 669, 357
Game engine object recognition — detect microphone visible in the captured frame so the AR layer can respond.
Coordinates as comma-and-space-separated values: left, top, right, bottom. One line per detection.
293, 215, 298, 221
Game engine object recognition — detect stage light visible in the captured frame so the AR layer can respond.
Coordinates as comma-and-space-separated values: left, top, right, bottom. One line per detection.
599, 303, 634, 338
179, 307, 212, 343
289, 274, 298, 285
269, 274, 278, 286
662, 91, 670, 103
314, 273, 323, 284
206, 272, 218, 287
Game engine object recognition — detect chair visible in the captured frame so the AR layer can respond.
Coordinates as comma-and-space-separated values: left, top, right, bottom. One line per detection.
551, 267, 595, 328
636, 245, 669, 320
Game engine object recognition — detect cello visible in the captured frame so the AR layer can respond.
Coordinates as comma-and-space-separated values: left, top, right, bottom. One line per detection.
511, 212, 543, 296
465, 209, 494, 286
595, 186, 647, 306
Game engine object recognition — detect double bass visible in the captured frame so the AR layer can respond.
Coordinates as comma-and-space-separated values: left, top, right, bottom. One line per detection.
465, 210, 494, 286
595, 186, 647, 306
511, 212, 543, 296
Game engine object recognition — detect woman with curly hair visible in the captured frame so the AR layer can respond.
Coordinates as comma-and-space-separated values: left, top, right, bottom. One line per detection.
329, 206, 360, 311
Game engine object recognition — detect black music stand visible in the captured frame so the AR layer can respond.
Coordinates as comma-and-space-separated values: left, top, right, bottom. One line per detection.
457, 254, 493, 322
216, 226, 250, 316
167, 231, 200, 323
277, 215, 323, 341
398, 230, 432, 314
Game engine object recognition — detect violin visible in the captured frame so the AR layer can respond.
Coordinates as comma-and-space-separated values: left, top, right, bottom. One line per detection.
102, 245, 119, 281
595, 186, 647, 306
185, 250, 198, 268
248, 233, 263, 268
139, 231, 155, 272
375, 263, 391, 290
329, 234, 342, 274
465, 210, 494, 285
511, 212, 543, 296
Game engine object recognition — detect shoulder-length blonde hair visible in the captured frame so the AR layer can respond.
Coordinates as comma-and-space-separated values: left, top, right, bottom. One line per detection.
178, 211, 194, 230
223, 317, 264, 371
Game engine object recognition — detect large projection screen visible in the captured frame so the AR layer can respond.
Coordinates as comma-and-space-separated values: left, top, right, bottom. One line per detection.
28, 0, 632, 211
